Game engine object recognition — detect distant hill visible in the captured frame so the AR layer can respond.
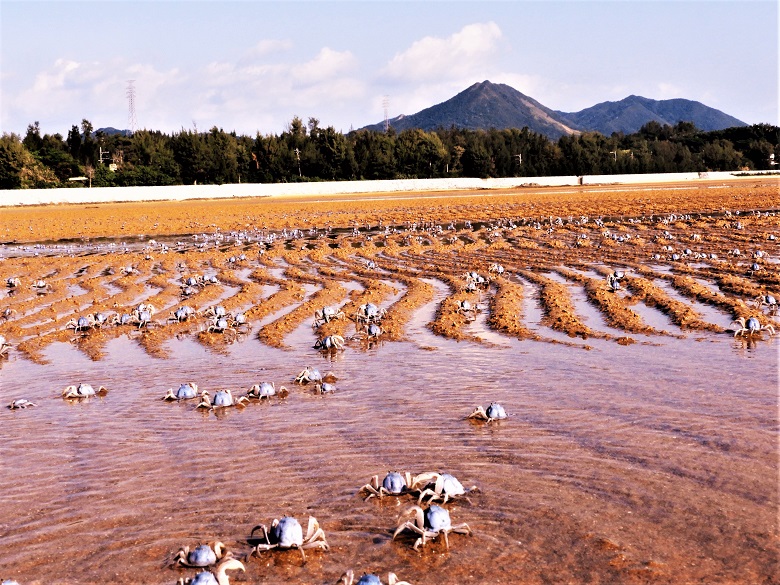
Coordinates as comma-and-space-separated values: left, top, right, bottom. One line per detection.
557, 95, 747, 135
362, 81, 580, 140
361, 81, 746, 139
96, 127, 132, 137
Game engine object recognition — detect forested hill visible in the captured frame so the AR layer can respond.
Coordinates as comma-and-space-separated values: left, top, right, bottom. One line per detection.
362, 81, 579, 139
558, 95, 747, 136
361, 80, 746, 139
1, 117, 777, 190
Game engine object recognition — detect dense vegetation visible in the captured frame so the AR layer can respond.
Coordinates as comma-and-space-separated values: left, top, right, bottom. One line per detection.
1, 117, 777, 190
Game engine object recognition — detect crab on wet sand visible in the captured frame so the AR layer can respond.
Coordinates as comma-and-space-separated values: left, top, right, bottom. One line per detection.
62, 383, 108, 399
392, 504, 472, 550
337, 570, 413, 585
174, 541, 231, 568
248, 515, 329, 563
176, 558, 245, 585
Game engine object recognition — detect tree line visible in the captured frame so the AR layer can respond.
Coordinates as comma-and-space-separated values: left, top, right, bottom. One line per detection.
1, 116, 777, 190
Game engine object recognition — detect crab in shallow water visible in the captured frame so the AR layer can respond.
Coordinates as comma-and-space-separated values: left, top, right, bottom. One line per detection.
7, 398, 37, 409
175, 541, 230, 567
197, 389, 249, 410
392, 505, 472, 550
246, 381, 288, 399
176, 558, 245, 585
62, 383, 108, 399
295, 366, 323, 385
249, 515, 329, 563
314, 334, 345, 350
731, 316, 775, 338
467, 402, 508, 423
359, 471, 437, 501
754, 294, 778, 316
337, 570, 412, 585
162, 382, 201, 401
416, 472, 478, 505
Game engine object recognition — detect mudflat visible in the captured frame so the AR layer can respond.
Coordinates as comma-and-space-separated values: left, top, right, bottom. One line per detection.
0, 178, 777, 585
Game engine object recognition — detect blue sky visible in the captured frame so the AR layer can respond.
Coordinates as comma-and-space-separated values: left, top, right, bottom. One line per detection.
1, 1, 777, 137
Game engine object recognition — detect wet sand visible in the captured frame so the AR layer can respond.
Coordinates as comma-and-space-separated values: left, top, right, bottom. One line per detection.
0, 178, 778, 585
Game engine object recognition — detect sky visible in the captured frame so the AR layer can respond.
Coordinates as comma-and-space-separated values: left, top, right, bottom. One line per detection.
1, 0, 777, 138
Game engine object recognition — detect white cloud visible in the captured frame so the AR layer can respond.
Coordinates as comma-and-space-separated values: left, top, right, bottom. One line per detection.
383, 22, 503, 83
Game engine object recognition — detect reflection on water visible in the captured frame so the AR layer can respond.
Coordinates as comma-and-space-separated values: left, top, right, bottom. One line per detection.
0, 321, 777, 584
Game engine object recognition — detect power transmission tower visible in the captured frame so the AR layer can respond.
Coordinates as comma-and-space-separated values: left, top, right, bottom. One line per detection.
383, 95, 389, 133
126, 80, 137, 134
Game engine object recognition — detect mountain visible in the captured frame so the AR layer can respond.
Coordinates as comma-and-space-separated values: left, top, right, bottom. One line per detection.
96, 127, 132, 137
360, 81, 746, 139
362, 81, 580, 140
557, 95, 747, 135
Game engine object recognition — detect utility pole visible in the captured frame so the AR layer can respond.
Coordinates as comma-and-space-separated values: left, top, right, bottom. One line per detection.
294, 148, 301, 177
126, 80, 137, 134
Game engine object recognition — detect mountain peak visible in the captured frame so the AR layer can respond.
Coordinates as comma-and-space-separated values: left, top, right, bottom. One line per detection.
360, 81, 746, 139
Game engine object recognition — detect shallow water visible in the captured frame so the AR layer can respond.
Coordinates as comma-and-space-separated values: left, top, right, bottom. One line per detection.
1, 202, 779, 584
1, 313, 777, 585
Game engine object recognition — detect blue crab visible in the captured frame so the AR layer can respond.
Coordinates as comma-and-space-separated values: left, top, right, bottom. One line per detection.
111, 313, 133, 326
176, 558, 245, 585
392, 505, 472, 550
204, 305, 227, 319
197, 389, 249, 410
66, 315, 96, 332
175, 541, 230, 568
314, 334, 345, 350
359, 471, 437, 501
754, 294, 778, 316
338, 570, 412, 585
313, 305, 345, 327
607, 270, 625, 292
416, 472, 478, 505
131, 307, 154, 329
62, 383, 108, 399
162, 382, 201, 401
246, 381, 288, 399
731, 316, 775, 338
295, 366, 323, 385
206, 316, 235, 334
7, 399, 37, 409
355, 303, 386, 324
249, 515, 329, 563
169, 306, 198, 323
467, 402, 508, 423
